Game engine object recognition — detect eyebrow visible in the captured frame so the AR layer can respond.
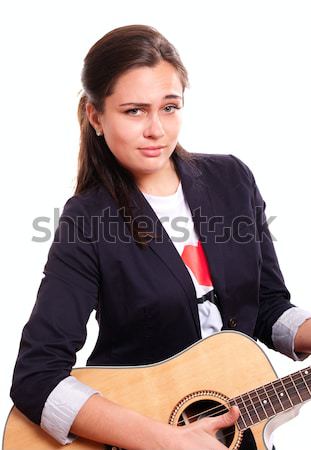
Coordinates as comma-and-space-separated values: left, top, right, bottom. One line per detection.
119, 95, 183, 107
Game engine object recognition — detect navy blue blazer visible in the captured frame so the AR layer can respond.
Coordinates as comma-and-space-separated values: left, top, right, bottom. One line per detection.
10, 153, 295, 425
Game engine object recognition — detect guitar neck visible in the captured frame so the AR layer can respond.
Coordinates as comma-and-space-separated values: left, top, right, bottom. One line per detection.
230, 365, 311, 430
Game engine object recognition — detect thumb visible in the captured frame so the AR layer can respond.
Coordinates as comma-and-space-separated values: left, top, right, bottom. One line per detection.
208, 405, 240, 434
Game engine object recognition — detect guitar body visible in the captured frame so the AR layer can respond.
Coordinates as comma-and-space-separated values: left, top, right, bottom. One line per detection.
3, 331, 279, 450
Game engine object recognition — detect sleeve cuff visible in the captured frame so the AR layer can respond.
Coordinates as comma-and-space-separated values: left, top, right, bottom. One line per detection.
40, 375, 100, 445
272, 307, 311, 361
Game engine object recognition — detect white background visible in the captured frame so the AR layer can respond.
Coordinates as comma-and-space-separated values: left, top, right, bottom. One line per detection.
1, 1, 311, 448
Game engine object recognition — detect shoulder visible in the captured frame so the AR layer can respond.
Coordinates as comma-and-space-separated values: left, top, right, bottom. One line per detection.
181, 152, 256, 187
190, 152, 254, 180
60, 184, 116, 222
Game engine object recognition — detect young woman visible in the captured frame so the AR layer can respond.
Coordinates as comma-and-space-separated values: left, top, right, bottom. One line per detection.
10, 24, 311, 450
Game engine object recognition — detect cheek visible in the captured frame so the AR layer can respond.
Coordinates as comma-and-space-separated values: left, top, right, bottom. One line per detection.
108, 119, 142, 146
104, 126, 136, 158
165, 115, 183, 135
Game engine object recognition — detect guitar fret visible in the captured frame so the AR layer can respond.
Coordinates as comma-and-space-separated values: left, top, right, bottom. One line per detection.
289, 374, 303, 402
268, 382, 284, 414
273, 379, 292, 410
292, 371, 311, 402
282, 375, 301, 406
302, 368, 311, 386
256, 386, 274, 417
279, 377, 294, 408
237, 395, 253, 427
230, 397, 250, 430
246, 391, 261, 422
240, 393, 258, 425
250, 388, 268, 421
301, 369, 311, 397
263, 384, 277, 414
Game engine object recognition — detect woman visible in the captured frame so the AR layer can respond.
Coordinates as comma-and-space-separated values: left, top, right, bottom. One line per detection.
10, 24, 311, 450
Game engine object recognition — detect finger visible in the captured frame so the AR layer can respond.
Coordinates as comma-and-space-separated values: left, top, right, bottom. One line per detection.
207, 406, 240, 434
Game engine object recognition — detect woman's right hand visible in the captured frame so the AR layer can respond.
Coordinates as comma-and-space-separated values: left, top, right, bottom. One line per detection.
163, 406, 240, 450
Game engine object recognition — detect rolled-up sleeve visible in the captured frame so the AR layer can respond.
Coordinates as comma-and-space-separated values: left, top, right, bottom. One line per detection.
10, 195, 100, 425
272, 307, 311, 360
41, 376, 100, 444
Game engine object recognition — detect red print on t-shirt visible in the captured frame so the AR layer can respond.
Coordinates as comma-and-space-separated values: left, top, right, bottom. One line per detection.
181, 241, 212, 286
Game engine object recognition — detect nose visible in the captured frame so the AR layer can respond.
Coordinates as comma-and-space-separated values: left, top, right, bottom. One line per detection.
143, 113, 165, 139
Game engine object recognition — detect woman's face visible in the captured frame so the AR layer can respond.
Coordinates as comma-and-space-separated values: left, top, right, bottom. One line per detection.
87, 60, 184, 183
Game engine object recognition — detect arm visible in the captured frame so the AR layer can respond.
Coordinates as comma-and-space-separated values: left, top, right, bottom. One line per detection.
10, 196, 100, 424
40, 369, 239, 450
40, 376, 99, 444
230, 156, 295, 348
295, 317, 311, 353
70, 394, 239, 450
252, 179, 296, 348
231, 155, 311, 356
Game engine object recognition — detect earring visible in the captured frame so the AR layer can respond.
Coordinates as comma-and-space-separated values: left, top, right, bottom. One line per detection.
96, 129, 102, 136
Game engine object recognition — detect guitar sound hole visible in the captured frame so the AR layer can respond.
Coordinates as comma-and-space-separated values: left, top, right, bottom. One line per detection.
177, 399, 235, 447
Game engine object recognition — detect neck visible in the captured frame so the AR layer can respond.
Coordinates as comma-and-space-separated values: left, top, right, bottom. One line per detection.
231, 365, 311, 431
136, 161, 180, 196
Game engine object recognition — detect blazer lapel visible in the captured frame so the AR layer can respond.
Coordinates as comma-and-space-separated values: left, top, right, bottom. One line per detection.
176, 156, 227, 310
131, 185, 201, 337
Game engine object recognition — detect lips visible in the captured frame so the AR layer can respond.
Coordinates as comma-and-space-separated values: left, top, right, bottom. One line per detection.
138, 146, 166, 157
139, 146, 166, 150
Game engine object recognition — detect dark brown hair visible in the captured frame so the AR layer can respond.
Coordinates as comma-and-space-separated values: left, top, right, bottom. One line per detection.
75, 24, 192, 245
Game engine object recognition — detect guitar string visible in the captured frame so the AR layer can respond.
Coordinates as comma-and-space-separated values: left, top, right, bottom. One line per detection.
175, 374, 310, 445
176, 374, 310, 425
176, 374, 310, 424
175, 373, 311, 425
175, 411, 241, 444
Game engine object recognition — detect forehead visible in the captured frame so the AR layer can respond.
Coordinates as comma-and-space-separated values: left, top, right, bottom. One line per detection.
110, 61, 183, 102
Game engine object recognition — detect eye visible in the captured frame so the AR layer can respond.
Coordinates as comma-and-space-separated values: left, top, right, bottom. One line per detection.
124, 104, 182, 116
164, 104, 182, 113
164, 105, 179, 112
125, 108, 142, 116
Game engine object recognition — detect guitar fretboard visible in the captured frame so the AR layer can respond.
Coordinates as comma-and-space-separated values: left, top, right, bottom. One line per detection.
229, 366, 311, 430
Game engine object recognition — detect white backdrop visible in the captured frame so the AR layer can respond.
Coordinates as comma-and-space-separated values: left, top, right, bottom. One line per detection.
1, 1, 311, 449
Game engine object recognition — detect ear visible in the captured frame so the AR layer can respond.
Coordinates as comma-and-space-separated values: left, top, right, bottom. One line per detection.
86, 102, 103, 135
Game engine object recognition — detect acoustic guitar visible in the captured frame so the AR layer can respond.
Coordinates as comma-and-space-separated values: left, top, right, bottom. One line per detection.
3, 331, 311, 450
